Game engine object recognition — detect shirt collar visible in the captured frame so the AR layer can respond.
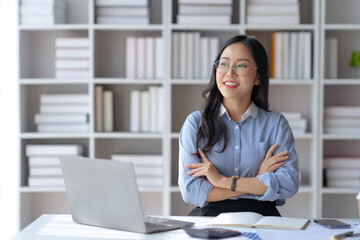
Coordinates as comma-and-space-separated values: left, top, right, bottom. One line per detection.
218, 102, 258, 122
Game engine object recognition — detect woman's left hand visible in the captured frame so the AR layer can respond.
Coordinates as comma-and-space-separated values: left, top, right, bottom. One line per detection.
185, 148, 225, 187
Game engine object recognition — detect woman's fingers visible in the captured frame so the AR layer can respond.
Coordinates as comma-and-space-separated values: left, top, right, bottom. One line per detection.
268, 161, 286, 172
198, 148, 210, 163
265, 143, 278, 159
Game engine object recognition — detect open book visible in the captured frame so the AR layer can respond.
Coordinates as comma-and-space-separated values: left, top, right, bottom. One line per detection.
208, 212, 310, 230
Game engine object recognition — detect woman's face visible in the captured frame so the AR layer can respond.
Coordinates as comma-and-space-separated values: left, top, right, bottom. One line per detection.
216, 42, 259, 103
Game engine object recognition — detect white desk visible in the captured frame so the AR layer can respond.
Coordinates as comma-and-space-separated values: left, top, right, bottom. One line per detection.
12, 214, 360, 240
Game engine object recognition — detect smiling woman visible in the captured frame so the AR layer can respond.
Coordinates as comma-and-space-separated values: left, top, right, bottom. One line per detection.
0, 0, 20, 238
178, 35, 299, 217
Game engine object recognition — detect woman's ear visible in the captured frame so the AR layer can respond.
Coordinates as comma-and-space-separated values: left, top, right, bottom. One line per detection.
255, 76, 260, 85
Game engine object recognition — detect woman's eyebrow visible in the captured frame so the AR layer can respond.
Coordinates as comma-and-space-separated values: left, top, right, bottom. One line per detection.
220, 56, 251, 62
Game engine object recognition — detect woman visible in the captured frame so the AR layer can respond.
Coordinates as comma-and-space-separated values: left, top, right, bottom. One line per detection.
178, 35, 299, 217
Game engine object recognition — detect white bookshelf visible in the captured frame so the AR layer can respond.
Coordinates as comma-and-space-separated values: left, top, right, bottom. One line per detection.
319, 0, 360, 218
17, 0, 360, 230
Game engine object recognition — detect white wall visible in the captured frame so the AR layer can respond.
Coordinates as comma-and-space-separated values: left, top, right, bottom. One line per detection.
0, 0, 20, 238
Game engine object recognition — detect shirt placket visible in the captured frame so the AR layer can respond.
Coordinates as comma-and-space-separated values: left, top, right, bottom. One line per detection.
233, 122, 241, 176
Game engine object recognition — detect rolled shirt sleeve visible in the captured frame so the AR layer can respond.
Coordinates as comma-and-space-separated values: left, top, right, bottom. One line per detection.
256, 115, 299, 205
178, 112, 213, 207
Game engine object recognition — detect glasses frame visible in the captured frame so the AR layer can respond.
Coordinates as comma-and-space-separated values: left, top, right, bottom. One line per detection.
214, 59, 258, 76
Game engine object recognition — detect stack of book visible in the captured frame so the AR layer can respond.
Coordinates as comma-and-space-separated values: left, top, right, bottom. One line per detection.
177, 0, 233, 25
125, 37, 163, 79
95, 0, 149, 24
94, 86, 114, 132
27, 144, 83, 188
324, 106, 360, 134
130, 86, 164, 133
246, 0, 300, 25
323, 156, 360, 188
270, 31, 312, 80
35, 94, 89, 133
281, 112, 307, 134
55, 37, 91, 79
20, 0, 66, 25
111, 154, 163, 188
172, 32, 219, 79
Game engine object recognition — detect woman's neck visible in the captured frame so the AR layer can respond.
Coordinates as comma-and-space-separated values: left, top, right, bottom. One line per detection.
223, 98, 252, 122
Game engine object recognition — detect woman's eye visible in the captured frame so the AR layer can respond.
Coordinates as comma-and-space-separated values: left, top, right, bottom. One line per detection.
220, 62, 228, 67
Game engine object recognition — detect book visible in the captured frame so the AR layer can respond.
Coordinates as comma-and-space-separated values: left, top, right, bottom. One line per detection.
55, 49, 90, 59
324, 117, 360, 127
28, 177, 64, 187
208, 212, 310, 230
145, 37, 155, 79
155, 37, 163, 78
20, 0, 64, 5
20, 4, 65, 15
179, 32, 188, 78
323, 157, 360, 168
103, 90, 113, 132
325, 37, 338, 79
149, 86, 158, 132
96, 7, 148, 16
37, 123, 89, 133
95, 86, 104, 132
187, 32, 195, 78
177, 15, 231, 25
125, 37, 136, 78
55, 59, 90, 69
133, 166, 162, 177
324, 106, 360, 117
200, 37, 209, 78
35, 113, 88, 124
172, 32, 180, 78
26, 144, 83, 156
55, 70, 90, 78
247, 14, 300, 25
326, 169, 360, 179
327, 179, 360, 188
247, 3, 299, 15
95, 0, 148, 6
40, 104, 89, 113
21, 15, 65, 25
178, 4, 232, 15
40, 94, 89, 104
136, 37, 146, 78
303, 32, 312, 79
28, 157, 61, 166
247, 0, 298, 3
140, 90, 150, 132
324, 127, 360, 135
96, 16, 149, 24
55, 38, 90, 48
178, 0, 232, 3
29, 167, 62, 177
157, 87, 164, 132
281, 111, 302, 120
130, 90, 141, 132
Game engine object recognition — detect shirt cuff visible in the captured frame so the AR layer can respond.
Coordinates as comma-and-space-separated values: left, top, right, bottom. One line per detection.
255, 173, 281, 202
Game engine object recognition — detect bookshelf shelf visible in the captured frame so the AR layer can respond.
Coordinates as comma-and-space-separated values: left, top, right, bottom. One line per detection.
94, 132, 163, 139
17, 0, 360, 230
19, 79, 90, 85
244, 24, 316, 31
20, 133, 90, 139
93, 78, 164, 84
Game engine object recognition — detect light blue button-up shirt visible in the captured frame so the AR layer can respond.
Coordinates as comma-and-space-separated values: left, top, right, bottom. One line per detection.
178, 102, 299, 207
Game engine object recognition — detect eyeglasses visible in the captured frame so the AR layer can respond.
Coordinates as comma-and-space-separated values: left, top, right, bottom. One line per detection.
214, 59, 257, 76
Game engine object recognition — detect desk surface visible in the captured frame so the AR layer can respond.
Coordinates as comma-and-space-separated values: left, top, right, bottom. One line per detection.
12, 214, 360, 240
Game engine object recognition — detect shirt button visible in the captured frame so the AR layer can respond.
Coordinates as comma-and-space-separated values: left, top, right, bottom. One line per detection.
235, 146, 239, 150
235, 168, 238, 172
235, 126, 239, 129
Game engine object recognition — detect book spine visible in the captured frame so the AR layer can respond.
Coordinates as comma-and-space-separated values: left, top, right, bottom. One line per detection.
130, 90, 141, 132
155, 37, 163, 79
103, 90, 113, 132
145, 37, 155, 79
95, 86, 104, 132
140, 91, 150, 132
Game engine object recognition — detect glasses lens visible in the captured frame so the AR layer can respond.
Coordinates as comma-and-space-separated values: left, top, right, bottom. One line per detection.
235, 63, 248, 75
216, 60, 229, 73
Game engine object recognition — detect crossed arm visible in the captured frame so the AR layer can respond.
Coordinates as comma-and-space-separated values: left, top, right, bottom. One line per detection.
185, 144, 288, 202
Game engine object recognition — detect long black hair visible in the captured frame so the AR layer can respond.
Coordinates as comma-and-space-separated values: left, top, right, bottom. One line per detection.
196, 35, 270, 154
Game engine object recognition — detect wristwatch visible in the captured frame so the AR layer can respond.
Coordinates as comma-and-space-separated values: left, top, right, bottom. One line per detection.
231, 176, 239, 192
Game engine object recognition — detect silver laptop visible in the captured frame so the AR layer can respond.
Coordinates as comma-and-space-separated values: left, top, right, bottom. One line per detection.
60, 156, 194, 233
